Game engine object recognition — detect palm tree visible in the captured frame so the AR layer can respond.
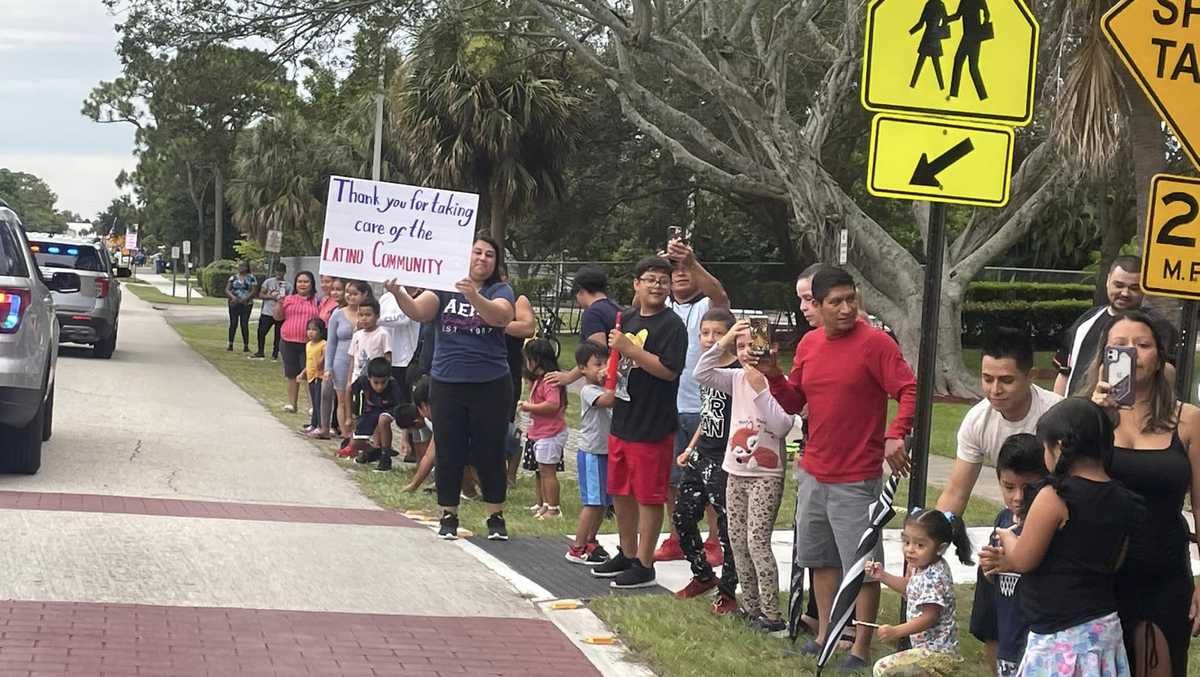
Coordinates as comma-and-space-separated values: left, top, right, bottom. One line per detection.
226, 111, 349, 254
389, 14, 580, 245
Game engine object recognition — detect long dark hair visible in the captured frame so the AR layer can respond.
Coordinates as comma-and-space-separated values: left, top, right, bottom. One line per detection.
523, 338, 565, 409
906, 508, 974, 565
474, 234, 505, 287
1036, 398, 1115, 485
293, 271, 317, 299
1084, 310, 1177, 433
344, 279, 374, 304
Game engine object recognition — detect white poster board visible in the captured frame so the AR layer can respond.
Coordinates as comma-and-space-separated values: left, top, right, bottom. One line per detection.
125, 231, 138, 251
318, 176, 479, 291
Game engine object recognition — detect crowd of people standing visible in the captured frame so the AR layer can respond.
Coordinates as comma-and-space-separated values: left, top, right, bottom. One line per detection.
222, 245, 1199, 677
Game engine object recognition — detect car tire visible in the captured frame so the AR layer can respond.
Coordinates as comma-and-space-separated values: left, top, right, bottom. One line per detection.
0, 397, 44, 475
41, 384, 54, 442
93, 322, 117, 359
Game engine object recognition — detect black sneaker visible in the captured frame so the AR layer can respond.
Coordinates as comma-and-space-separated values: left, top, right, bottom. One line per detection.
585, 543, 611, 564
591, 549, 633, 578
748, 615, 787, 633
486, 512, 508, 541
438, 512, 459, 540
611, 559, 657, 589
374, 454, 392, 472
250, 352, 265, 360
386, 447, 399, 457
226, 344, 233, 352
402, 453, 418, 464
355, 447, 382, 464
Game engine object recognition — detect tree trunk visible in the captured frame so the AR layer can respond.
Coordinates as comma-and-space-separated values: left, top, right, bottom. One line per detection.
489, 185, 509, 245
887, 273, 978, 399
214, 166, 225, 262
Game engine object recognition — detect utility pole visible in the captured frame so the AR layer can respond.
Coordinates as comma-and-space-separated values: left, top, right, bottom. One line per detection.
372, 49, 385, 182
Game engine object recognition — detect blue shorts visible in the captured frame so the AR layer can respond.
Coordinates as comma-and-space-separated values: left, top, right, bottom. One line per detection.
577, 451, 611, 507
353, 409, 392, 440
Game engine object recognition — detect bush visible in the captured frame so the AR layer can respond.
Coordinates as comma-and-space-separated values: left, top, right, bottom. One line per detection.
200, 259, 239, 297
965, 281, 1094, 303
962, 299, 1092, 350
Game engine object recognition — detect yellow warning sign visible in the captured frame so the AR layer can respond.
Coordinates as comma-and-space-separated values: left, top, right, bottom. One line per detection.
867, 114, 1014, 207
861, 0, 1040, 125
1141, 175, 1200, 300
1104, 0, 1200, 173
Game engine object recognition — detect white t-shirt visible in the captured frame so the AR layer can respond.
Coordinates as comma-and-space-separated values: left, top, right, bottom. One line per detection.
956, 384, 1062, 465
378, 292, 420, 368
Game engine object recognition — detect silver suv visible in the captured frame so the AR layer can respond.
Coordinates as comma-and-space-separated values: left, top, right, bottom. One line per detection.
27, 232, 128, 358
0, 201, 80, 473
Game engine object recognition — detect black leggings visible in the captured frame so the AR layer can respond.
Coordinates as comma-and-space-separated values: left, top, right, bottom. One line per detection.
256, 315, 282, 357
431, 376, 512, 508
227, 303, 251, 346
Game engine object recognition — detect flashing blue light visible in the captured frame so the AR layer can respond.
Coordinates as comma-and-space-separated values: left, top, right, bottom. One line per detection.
1, 294, 20, 330
47, 246, 61, 254
67, 248, 79, 255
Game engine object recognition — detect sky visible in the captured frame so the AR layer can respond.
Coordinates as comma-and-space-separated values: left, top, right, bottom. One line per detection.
0, 0, 135, 220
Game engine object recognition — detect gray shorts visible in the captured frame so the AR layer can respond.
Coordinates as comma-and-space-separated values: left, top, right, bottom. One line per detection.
793, 465, 884, 575
533, 430, 568, 465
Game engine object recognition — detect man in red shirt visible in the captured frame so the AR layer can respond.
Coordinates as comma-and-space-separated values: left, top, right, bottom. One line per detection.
760, 267, 916, 671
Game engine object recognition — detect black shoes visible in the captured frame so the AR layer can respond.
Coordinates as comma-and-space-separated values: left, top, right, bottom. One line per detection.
355, 447, 382, 465
487, 512, 508, 541
438, 511, 459, 540
591, 549, 633, 578
374, 454, 392, 472
748, 615, 787, 633
611, 558, 656, 589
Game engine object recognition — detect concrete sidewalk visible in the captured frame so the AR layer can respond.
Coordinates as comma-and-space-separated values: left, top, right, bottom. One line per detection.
5, 292, 629, 675
139, 270, 207, 298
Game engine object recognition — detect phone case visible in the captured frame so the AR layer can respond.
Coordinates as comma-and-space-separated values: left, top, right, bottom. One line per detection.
1103, 346, 1136, 408
749, 316, 771, 355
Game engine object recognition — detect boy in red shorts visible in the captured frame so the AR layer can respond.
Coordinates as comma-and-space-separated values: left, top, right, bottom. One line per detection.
591, 256, 687, 588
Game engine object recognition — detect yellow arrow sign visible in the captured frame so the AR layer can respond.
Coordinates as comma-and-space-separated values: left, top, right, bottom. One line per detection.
1103, 0, 1200, 173
861, 0, 1039, 125
867, 114, 1014, 206
1140, 175, 1200, 300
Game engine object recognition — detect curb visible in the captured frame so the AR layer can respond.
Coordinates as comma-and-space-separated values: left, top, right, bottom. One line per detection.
451, 537, 656, 677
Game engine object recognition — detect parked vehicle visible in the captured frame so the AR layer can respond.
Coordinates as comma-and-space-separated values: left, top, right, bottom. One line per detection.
0, 200, 81, 472
26, 232, 129, 358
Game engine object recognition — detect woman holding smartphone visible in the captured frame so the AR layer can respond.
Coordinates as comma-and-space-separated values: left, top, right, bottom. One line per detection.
1089, 310, 1200, 677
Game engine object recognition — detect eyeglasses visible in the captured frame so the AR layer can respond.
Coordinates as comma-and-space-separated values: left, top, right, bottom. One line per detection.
637, 276, 671, 287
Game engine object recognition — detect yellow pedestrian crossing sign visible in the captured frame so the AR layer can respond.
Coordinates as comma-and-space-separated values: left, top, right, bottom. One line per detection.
861, 0, 1040, 125
867, 114, 1014, 207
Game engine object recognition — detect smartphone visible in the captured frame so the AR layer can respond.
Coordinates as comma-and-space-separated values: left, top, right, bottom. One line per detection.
1103, 346, 1136, 408
749, 315, 771, 356
667, 225, 685, 245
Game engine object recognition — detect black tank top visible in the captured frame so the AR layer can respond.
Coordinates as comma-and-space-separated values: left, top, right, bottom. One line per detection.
1021, 477, 1142, 634
1111, 432, 1192, 576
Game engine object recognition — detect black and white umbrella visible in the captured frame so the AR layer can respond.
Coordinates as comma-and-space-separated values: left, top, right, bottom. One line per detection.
815, 472, 901, 674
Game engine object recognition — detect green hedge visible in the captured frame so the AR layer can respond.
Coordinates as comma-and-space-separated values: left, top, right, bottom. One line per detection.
962, 299, 1091, 350
965, 281, 1094, 303
200, 259, 239, 298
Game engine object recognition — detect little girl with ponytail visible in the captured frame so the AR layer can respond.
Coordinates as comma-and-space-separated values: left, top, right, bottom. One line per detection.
866, 509, 972, 675
980, 398, 1144, 677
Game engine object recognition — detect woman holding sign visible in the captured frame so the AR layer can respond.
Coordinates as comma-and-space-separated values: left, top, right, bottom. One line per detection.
384, 235, 516, 542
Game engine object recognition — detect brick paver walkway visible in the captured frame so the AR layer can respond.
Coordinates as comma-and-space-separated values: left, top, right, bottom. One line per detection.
0, 600, 598, 676
0, 492, 417, 528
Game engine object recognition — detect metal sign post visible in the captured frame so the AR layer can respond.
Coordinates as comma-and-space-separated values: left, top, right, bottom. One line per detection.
171, 245, 180, 296
908, 203, 947, 511
185, 259, 192, 304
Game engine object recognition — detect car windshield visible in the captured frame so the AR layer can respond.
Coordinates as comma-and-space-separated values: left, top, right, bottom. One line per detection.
0, 222, 30, 278
30, 241, 106, 272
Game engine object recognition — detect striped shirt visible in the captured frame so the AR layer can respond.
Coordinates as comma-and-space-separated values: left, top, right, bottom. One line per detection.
279, 295, 320, 343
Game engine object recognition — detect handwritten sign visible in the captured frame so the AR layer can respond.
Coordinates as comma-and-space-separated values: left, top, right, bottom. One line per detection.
318, 176, 479, 291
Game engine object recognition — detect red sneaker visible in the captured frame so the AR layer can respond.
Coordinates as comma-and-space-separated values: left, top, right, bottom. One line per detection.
704, 539, 724, 568
675, 576, 718, 599
711, 592, 738, 615
653, 536, 685, 562
336, 444, 355, 458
